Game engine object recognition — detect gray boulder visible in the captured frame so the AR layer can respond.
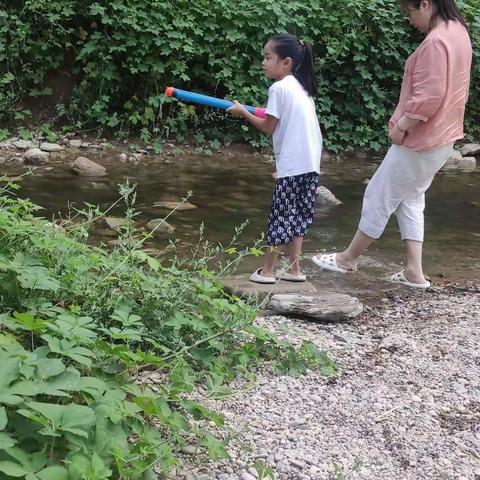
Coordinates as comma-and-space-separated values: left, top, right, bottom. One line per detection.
459, 157, 477, 170
316, 186, 342, 207
24, 148, 49, 165
70, 157, 107, 176
460, 143, 480, 157
146, 218, 175, 236
270, 293, 363, 321
40, 142, 64, 152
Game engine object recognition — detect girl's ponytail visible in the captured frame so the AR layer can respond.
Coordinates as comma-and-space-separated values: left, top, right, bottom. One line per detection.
269, 34, 318, 97
295, 42, 317, 98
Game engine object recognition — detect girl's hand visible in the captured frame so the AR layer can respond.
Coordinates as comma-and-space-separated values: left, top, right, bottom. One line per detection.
389, 125, 406, 146
227, 100, 247, 118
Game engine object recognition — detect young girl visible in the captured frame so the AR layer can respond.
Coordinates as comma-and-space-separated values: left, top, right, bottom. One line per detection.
228, 34, 322, 284
312, 0, 472, 289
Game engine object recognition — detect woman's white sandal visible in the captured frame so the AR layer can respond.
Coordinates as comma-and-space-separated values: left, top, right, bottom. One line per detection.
390, 270, 430, 289
311, 253, 354, 274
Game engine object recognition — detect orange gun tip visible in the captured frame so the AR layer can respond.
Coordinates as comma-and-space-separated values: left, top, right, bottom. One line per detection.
165, 86, 174, 97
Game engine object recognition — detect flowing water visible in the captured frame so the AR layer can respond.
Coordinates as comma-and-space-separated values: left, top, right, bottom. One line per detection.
2, 149, 479, 301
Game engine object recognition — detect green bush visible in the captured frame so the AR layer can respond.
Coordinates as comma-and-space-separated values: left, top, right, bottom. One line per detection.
0, 0, 478, 151
0, 177, 336, 478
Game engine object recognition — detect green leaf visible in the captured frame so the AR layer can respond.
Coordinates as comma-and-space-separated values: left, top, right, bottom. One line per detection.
0, 407, 7, 430
0, 432, 16, 449
37, 465, 69, 480
0, 460, 26, 477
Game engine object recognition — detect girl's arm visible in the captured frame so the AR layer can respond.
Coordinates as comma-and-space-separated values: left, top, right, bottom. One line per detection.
228, 100, 278, 136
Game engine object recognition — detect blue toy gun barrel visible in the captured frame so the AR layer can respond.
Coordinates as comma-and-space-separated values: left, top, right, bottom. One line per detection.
165, 87, 266, 118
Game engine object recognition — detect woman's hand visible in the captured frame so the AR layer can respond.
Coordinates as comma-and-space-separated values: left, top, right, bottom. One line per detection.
389, 125, 406, 146
227, 100, 247, 118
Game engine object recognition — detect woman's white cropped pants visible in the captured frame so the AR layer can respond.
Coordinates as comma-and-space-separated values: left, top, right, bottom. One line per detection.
358, 143, 454, 242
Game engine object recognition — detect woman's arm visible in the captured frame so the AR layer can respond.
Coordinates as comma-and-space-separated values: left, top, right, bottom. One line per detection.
228, 100, 278, 136
389, 116, 422, 145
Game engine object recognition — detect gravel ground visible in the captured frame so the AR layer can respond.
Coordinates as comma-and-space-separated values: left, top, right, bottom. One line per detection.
173, 285, 480, 480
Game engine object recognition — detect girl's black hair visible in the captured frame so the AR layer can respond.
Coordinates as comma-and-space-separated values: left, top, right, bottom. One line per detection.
269, 34, 317, 97
401, 0, 468, 29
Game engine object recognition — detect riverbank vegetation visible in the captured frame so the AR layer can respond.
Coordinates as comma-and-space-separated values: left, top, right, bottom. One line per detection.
1, 0, 479, 152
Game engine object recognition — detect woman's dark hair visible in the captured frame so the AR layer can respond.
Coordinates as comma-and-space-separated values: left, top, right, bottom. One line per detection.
269, 34, 317, 97
401, 0, 468, 29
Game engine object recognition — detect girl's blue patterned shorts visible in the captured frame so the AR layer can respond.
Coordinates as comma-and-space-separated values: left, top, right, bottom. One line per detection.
266, 171, 319, 245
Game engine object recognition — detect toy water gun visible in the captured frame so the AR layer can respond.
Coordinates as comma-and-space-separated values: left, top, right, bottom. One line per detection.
165, 87, 266, 118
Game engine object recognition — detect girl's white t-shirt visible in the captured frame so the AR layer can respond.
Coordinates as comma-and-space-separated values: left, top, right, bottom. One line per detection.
266, 74, 322, 178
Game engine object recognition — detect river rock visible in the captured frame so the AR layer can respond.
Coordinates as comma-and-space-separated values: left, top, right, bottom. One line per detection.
146, 218, 175, 235
71, 157, 107, 176
12, 139, 33, 150
444, 149, 462, 166
316, 186, 342, 207
69, 139, 83, 148
118, 153, 128, 163
153, 201, 198, 211
270, 292, 363, 321
460, 143, 480, 156
222, 274, 316, 301
40, 142, 64, 152
24, 148, 49, 165
103, 217, 126, 230
458, 157, 476, 170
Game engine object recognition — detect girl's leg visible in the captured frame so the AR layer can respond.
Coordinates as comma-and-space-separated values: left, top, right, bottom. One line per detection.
260, 246, 281, 278
288, 235, 303, 274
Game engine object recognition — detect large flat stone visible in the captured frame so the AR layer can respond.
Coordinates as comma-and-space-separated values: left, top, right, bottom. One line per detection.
270, 293, 363, 322
222, 274, 316, 301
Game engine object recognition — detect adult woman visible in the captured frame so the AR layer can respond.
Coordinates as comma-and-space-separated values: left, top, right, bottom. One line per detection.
312, 0, 472, 288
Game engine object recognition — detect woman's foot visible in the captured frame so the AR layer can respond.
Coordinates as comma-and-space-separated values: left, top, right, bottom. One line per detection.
312, 252, 357, 273
391, 270, 430, 289
403, 269, 429, 285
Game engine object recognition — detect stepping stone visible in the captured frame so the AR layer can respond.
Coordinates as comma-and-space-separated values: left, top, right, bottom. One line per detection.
221, 274, 316, 301
270, 293, 363, 322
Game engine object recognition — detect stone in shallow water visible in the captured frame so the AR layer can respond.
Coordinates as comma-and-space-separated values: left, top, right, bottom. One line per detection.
24, 148, 49, 165
460, 143, 480, 156
316, 186, 342, 207
71, 157, 107, 176
221, 274, 316, 301
153, 201, 198, 211
270, 293, 363, 321
146, 218, 175, 235
40, 142, 64, 152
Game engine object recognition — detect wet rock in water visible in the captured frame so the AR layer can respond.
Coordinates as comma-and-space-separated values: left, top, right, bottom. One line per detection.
153, 201, 198, 211
118, 153, 128, 163
69, 139, 83, 148
458, 157, 476, 170
460, 143, 480, 157
24, 148, 49, 165
221, 143, 256, 156
40, 142, 64, 152
103, 216, 126, 230
270, 292, 363, 321
316, 186, 342, 207
444, 149, 463, 166
70, 157, 107, 176
146, 218, 175, 236
12, 139, 33, 150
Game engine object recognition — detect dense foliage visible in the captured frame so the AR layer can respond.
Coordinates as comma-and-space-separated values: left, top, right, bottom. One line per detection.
0, 0, 479, 151
0, 177, 336, 478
